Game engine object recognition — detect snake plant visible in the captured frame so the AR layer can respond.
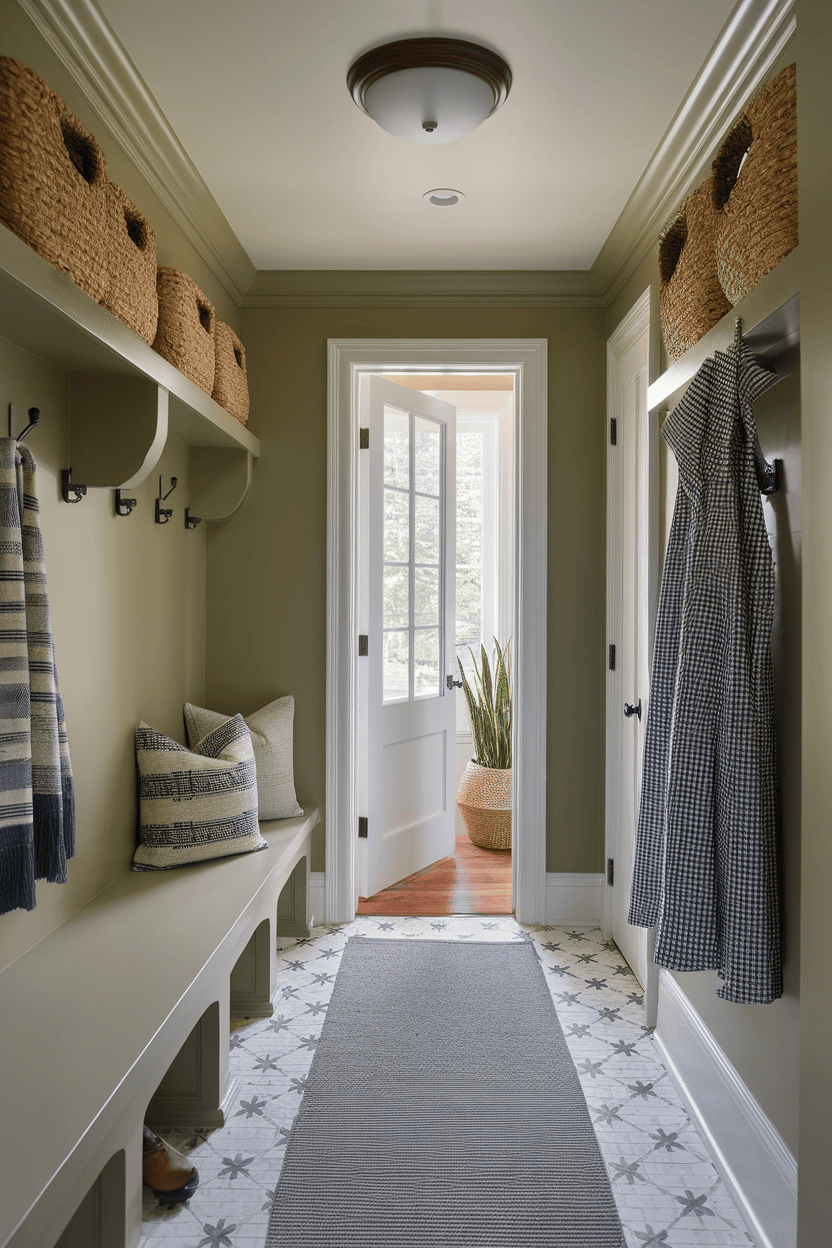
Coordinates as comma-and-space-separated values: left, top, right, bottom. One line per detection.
457, 638, 512, 770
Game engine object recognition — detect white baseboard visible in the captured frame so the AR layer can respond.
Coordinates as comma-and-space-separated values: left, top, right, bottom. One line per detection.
654, 970, 797, 1248
545, 873, 604, 925
310, 872, 326, 926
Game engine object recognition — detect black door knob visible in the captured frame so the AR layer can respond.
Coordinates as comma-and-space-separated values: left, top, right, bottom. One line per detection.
624, 699, 642, 720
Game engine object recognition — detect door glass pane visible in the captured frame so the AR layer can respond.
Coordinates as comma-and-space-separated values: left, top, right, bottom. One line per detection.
414, 494, 439, 564
384, 407, 409, 488
414, 565, 439, 626
383, 565, 409, 628
383, 630, 409, 702
414, 416, 441, 496
384, 489, 409, 563
414, 628, 440, 698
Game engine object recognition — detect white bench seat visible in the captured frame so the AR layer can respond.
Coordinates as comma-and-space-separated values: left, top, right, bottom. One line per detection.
0, 807, 319, 1248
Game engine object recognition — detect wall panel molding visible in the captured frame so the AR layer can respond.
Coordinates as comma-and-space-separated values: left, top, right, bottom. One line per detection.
655, 970, 797, 1248
545, 874, 604, 926
310, 872, 326, 927
18, 0, 256, 305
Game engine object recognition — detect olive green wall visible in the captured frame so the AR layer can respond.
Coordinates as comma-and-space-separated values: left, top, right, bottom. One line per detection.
205, 303, 608, 874
0, 335, 205, 972
795, 0, 832, 1239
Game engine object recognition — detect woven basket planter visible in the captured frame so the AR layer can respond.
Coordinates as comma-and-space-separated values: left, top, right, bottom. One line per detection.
658, 175, 732, 362
712, 63, 797, 306
456, 760, 511, 851
212, 320, 249, 424
152, 267, 216, 394
0, 57, 110, 304
103, 184, 158, 344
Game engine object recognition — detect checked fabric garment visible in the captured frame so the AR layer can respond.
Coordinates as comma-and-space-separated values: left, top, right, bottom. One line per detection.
0, 439, 75, 915
629, 345, 782, 1004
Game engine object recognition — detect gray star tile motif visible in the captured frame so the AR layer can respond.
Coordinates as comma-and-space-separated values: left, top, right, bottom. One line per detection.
138, 918, 755, 1248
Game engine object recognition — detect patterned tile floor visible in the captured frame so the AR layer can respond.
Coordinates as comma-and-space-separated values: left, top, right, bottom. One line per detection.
139, 918, 756, 1248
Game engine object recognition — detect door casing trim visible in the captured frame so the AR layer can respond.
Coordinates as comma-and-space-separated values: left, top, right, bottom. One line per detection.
326, 339, 548, 924
604, 291, 659, 1021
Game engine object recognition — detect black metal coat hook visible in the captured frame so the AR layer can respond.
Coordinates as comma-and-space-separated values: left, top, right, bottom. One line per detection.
61, 468, 87, 504
8, 404, 41, 442
184, 508, 202, 529
155, 475, 178, 525
115, 489, 137, 517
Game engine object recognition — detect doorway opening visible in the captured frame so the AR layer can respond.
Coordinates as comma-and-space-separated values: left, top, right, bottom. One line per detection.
357, 374, 515, 916
326, 338, 547, 927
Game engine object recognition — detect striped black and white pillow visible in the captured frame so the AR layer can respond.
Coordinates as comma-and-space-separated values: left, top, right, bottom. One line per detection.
132, 714, 266, 871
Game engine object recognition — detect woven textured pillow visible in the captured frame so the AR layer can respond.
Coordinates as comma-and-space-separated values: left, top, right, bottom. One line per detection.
133, 715, 266, 871
184, 696, 303, 821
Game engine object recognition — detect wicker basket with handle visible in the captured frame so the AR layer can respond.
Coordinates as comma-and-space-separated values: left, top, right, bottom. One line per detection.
212, 320, 249, 424
0, 57, 110, 304
712, 62, 797, 306
152, 267, 216, 394
658, 175, 732, 362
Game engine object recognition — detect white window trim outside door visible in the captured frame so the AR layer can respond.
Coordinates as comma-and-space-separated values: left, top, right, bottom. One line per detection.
326, 339, 548, 925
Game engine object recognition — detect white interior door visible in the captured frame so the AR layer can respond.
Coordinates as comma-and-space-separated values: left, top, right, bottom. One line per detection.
606, 298, 655, 990
359, 376, 457, 898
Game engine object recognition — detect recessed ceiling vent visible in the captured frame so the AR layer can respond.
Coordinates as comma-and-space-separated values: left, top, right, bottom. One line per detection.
423, 189, 464, 207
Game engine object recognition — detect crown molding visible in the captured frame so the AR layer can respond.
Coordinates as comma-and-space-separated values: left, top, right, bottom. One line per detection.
592, 0, 796, 305
17, 0, 256, 306
242, 270, 604, 309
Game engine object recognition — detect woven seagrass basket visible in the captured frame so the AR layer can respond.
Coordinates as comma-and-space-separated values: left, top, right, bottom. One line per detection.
658, 175, 732, 362
104, 184, 158, 344
456, 760, 512, 851
0, 57, 110, 304
712, 62, 797, 306
212, 321, 249, 424
152, 267, 216, 394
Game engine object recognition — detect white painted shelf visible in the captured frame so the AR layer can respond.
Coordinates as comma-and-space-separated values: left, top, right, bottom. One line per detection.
0, 223, 259, 518
648, 247, 800, 414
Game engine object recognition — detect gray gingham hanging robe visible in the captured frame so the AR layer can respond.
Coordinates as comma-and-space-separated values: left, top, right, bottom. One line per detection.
628, 344, 782, 1004
0, 439, 75, 915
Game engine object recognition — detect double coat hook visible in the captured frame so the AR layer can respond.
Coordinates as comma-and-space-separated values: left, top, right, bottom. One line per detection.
155, 476, 178, 524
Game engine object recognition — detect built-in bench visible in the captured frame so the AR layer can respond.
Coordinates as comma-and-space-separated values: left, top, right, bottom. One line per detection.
0, 807, 319, 1248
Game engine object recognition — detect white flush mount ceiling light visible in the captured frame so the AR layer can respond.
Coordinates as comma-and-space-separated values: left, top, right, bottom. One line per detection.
347, 37, 512, 144
423, 188, 465, 206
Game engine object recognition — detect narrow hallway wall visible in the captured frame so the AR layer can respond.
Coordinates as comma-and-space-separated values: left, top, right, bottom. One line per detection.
206, 302, 608, 876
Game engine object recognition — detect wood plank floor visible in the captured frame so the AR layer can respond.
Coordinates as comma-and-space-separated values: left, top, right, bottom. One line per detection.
356, 833, 512, 916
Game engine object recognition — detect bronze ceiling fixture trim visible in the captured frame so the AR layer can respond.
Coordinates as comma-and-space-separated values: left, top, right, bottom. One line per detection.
347, 38, 512, 144
347, 38, 512, 117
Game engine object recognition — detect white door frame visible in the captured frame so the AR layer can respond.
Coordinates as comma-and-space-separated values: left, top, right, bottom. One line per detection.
326, 339, 548, 925
604, 290, 660, 1017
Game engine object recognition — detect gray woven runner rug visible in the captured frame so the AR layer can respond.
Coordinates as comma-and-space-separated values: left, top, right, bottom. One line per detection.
266, 938, 625, 1247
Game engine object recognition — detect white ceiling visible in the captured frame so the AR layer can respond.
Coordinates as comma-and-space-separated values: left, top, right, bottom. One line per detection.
96, 0, 738, 272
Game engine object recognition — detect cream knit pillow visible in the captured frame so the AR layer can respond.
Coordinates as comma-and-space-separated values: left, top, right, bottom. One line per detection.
184, 696, 303, 821
133, 715, 266, 871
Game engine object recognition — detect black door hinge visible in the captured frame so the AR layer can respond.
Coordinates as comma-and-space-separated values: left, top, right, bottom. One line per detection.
358, 817, 368, 839
359, 427, 369, 449
607, 858, 615, 886
609, 644, 616, 671
610, 417, 617, 445
358, 635, 368, 656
